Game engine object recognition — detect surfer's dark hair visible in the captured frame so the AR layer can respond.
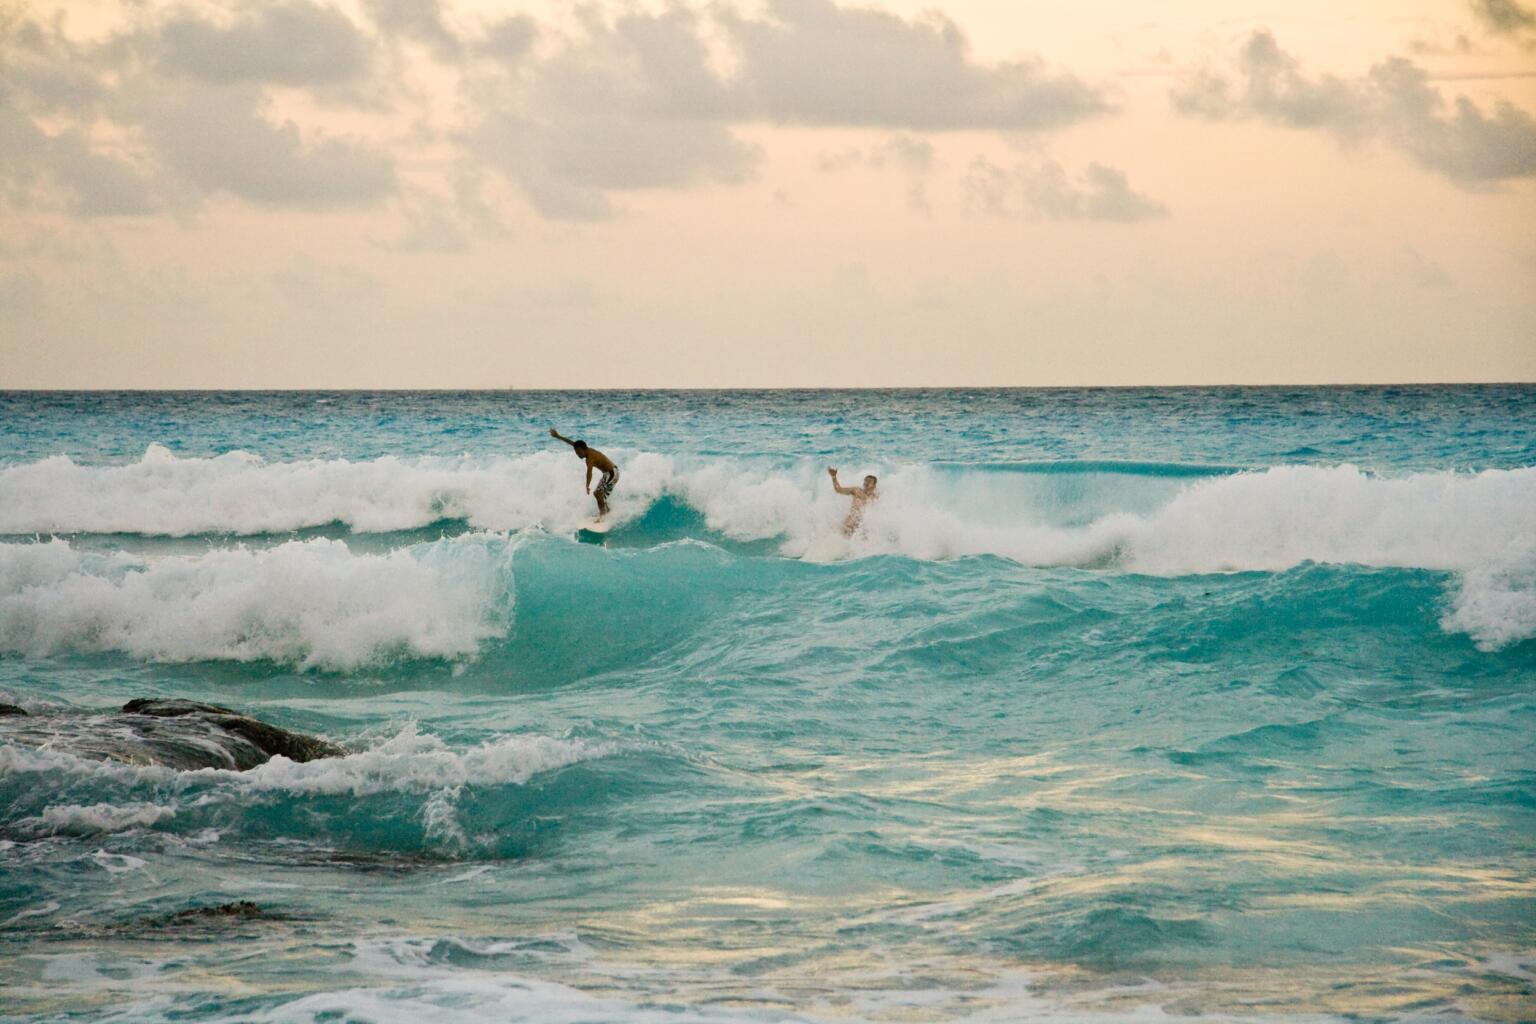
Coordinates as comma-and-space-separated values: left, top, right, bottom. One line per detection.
573, 440, 588, 454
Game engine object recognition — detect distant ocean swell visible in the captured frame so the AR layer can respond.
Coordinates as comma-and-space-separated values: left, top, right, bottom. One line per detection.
0, 446, 1531, 656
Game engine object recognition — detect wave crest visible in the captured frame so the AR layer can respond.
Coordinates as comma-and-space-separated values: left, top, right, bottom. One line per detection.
0, 535, 514, 670
1, 448, 1531, 651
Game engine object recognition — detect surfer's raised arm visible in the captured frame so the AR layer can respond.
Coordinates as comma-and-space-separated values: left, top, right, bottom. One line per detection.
549, 428, 577, 448
828, 467, 859, 496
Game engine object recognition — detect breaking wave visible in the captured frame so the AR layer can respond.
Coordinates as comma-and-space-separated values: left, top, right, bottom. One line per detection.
0, 534, 515, 670
0, 447, 1531, 651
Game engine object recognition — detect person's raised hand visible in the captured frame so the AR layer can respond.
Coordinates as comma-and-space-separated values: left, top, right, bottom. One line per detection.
549, 428, 558, 438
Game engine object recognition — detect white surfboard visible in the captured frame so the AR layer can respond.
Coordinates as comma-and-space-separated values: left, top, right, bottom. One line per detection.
578, 518, 614, 535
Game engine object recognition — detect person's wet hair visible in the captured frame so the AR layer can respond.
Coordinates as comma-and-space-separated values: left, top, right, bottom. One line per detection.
573, 440, 588, 454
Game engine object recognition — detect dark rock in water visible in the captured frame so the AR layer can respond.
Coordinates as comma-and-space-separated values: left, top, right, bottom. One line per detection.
122, 699, 345, 766
0, 699, 344, 772
0, 703, 27, 716
172, 901, 265, 922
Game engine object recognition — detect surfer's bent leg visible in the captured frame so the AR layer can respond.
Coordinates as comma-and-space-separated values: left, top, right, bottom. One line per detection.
595, 469, 618, 515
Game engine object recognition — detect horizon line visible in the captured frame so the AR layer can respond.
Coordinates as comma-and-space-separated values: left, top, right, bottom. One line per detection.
2, 381, 1533, 394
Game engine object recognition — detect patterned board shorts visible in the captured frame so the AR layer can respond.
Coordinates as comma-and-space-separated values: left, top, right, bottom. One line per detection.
595, 469, 619, 500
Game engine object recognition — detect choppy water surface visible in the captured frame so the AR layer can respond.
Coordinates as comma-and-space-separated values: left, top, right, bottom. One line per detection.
1, 387, 1532, 1023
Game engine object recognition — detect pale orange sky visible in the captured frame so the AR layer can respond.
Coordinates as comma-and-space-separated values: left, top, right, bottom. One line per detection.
1, 0, 1533, 386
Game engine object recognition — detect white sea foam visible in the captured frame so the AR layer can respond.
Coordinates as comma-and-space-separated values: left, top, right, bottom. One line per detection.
0, 447, 1531, 649
0, 444, 605, 536
0, 534, 514, 670
36, 802, 177, 835
825, 464, 1536, 648
225, 723, 610, 796
2, 725, 611, 826
1440, 546, 1536, 652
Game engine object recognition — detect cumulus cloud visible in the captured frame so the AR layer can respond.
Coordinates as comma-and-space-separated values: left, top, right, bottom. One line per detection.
719, 0, 1104, 129
964, 157, 1168, 222
1173, 30, 1536, 186
0, 3, 397, 214
0, 108, 158, 217
1469, 0, 1536, 40
462, 0, 1107, 219
473, 15, 538, 66
1, 0, 1114, 223
364, 0, 462, 60
154, 0, 372, 85
465, 7, 759, 219
142, 85, 396, 207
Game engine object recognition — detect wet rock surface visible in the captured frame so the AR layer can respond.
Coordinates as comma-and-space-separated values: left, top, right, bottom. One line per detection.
121, 699, 345, 766
0, 699, 344, 771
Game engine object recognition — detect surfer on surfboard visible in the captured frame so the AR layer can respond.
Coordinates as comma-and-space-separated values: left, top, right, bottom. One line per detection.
550, 429, 620, 519
828, 467, 878, 535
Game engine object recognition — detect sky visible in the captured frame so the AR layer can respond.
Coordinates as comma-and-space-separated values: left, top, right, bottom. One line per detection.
1, 0, 1533, 387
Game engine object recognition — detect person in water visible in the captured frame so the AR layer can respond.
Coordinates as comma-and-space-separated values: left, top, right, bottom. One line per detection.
828, 467, 878, 534
550, 429, 619, 518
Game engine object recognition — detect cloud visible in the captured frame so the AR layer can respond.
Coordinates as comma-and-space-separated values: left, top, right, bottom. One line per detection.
142, 85, 397, 207
473, 15, 538, 65
1173, 30, 1536, 186
720, 0, 1106, 130
466, 7, 759, 219
2, 0, 1112, 223
964, 157, 1168, 222
872, 135, 935, 172
154, 0, 372, 86
0, 5, 397, 214
462, 1, 1105, 219
364, 0, 462, 60
0, 107, 159, 217
1469, 0, 1536, 39
811, 135, 935, 209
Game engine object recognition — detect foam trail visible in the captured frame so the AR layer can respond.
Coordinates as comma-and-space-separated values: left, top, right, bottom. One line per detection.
0, 535, 514, 670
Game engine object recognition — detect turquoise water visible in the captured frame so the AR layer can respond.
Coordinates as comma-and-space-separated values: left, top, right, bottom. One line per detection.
0, 387, 1532, 1022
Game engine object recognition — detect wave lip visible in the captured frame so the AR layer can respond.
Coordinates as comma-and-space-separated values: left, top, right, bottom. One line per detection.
0, 534, 515, 670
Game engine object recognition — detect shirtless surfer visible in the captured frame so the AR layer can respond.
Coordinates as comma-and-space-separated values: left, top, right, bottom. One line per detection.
550, 429, 619, 519
828, 467, 878, 535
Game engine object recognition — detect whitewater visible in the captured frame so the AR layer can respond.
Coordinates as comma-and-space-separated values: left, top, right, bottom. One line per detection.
1, 387, 1532, 1022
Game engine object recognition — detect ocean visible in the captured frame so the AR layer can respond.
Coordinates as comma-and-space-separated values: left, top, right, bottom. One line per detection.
0, 387, 1532, 1022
